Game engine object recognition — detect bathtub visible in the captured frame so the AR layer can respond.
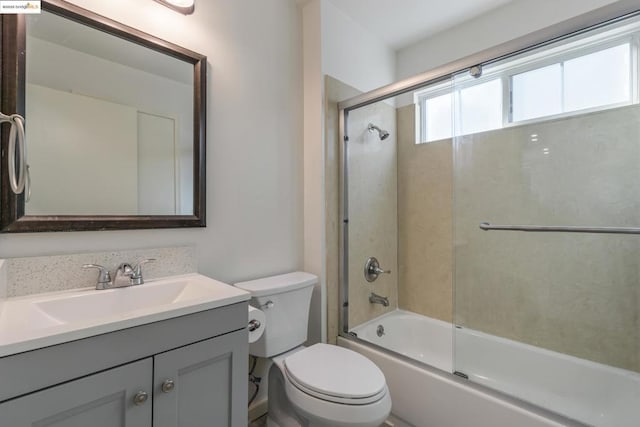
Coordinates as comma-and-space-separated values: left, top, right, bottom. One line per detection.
350, 310, 453, 373
340, 310, 640, 427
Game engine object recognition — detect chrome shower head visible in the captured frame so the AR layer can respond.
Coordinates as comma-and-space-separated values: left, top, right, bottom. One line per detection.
368, 123, 390, 140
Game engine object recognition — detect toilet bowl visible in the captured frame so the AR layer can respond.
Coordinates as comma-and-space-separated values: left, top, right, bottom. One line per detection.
275, 344, 391, 427
235, 272, 391, 427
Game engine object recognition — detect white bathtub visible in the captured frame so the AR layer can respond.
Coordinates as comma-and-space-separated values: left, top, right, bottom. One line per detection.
342, 310, 640, 427
350, 310, 453, 373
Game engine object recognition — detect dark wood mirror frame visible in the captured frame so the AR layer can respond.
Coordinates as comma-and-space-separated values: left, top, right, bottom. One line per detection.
0, 0, 206, 232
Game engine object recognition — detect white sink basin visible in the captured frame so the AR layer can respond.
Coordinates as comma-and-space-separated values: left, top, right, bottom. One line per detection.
37, 278, 210, 323
0, 274, 250, 357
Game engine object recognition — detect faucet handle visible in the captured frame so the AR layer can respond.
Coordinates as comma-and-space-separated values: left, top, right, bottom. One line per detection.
82, 264, 112, 290
131, 258, 156, 284
364, 257, 391, 282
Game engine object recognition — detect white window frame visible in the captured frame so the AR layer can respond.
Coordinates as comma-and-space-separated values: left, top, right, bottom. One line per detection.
414, 17, 640, 144
415, 81, 452, 144
505, 37, 637, 127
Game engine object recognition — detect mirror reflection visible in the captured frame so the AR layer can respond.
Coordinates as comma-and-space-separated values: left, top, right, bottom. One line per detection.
24, 10, 194, 216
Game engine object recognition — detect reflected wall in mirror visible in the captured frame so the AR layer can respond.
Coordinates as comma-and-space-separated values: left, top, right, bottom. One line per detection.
26, 11, 194, 216
1, 0, 206, 232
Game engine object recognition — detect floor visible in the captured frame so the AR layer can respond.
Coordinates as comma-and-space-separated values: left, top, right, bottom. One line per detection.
248, 414, 267, 427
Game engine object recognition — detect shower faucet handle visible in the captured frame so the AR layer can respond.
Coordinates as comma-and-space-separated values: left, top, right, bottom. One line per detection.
373, 266, 391, 275
364, 257, 391, 282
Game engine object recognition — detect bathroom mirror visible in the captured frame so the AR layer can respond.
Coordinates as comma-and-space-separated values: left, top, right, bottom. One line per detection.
0, 0, 206, 232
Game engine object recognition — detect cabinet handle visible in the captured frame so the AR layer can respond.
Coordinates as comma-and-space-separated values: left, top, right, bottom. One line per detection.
133, 390, 149, 406
161, 379, 175, 393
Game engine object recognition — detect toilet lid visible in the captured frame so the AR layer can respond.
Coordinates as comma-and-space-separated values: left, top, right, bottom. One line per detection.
283, 344, 386, 402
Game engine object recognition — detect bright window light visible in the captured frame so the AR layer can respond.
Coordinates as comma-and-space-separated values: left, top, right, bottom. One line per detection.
512, 64, 562, 122
424, 93, 453, 142
458, 79, 502, 135
415, 24, 637, 144
564, 44, 631, 112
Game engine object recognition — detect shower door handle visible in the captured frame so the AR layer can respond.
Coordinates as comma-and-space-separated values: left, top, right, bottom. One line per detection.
364, 257, 391, 282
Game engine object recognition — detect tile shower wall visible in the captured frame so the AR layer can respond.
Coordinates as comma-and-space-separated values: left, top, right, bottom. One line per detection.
5, 246, 196, 297
397, 104, 453, 322
396, 103, 640, 372
454, 105, 640, 372
346, 99, 398, 328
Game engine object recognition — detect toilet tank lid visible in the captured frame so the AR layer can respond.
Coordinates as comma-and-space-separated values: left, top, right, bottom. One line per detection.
234, 272, 318, 297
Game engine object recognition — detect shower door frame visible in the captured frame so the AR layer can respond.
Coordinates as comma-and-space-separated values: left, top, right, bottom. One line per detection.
337, 0, 640, 340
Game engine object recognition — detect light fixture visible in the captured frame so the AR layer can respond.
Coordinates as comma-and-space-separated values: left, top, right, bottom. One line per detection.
154, 0, 194, 15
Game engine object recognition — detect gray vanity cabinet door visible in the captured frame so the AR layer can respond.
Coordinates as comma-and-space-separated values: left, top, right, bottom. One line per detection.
0, 358, 153, 427
153, 329, 248, 427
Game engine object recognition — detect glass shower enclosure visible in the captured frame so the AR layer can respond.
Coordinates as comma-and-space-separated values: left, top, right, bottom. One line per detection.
339, 10, 640, 426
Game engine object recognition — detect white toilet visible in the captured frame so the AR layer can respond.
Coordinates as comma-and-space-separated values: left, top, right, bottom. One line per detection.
236, 272, 392, 427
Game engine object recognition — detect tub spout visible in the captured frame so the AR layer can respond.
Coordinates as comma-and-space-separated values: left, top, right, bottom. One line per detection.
369, 292, 389, 307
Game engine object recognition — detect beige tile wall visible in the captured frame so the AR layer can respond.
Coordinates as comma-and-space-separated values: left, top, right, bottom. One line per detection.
396, 102, 639, 372
453, 105, 640, 372
397, 104, 453, 322
324, 76, 398, 340
345, 100, 398, 328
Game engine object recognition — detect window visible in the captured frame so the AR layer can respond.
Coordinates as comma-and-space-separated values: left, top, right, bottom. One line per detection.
512, 64, 563, 122
459, 79, 502, 135
563, 44, 631, 112
415, 20, 637, 144
512, 43, 631, 122
417, 78, 502, 143
423, 92, 452, 142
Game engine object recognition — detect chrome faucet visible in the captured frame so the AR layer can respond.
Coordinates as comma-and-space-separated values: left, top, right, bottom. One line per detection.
130, 258, 156, 285
369, 292, 389, 307
82, 264, 112, 290
83, 258, 156, 290
113, 259, 156, 287
113, 263, 136, 287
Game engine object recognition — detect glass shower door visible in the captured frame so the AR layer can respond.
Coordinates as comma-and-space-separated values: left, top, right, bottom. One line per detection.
342, 83, 458, 371
343, 97, 399, 339
452, 28, 640, 426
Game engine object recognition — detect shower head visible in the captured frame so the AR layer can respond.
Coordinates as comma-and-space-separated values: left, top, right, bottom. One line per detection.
368, 123, 390, 141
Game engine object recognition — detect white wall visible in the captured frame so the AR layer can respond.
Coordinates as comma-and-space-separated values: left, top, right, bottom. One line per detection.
321, 0, 395, 93
302, 0, 325, 345
1, 0, 304, 288
27, 84, 138, 215
396, 0, 623, 80
301, 0, 397, 345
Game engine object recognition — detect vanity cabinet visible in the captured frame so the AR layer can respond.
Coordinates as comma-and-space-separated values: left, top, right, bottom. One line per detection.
154, 331, 246, 427
0, 303, 248, 427
0, 358, 153, 426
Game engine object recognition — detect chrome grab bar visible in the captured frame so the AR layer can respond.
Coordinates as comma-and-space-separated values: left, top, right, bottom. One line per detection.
479, 222, 640, 235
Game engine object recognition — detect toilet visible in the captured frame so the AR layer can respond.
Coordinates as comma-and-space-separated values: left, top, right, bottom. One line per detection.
235, 272, 391, 427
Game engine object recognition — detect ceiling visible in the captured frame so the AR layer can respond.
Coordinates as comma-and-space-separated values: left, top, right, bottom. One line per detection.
325, 0, 514, 50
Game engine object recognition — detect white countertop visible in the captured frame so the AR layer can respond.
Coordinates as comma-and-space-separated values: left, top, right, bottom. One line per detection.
0, 273, 249, 358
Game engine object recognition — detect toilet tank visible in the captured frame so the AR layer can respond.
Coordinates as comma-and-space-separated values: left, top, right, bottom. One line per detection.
235, 272, 317, 358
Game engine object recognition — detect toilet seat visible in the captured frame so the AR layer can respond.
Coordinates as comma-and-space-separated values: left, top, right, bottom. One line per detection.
283, 344, 387, 405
